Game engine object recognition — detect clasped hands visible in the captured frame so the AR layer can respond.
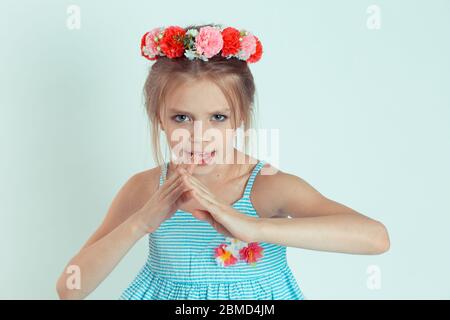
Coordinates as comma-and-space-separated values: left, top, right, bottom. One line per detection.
173, 163, 261, 243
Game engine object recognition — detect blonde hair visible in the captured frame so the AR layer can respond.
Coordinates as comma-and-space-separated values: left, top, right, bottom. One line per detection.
142, 24, 258, 167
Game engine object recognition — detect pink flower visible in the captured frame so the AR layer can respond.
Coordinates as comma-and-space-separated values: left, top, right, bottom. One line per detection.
141, 27, 162, 60
195, 26, 224, 59
239, 242, 264, 265
238, 33, 257, 60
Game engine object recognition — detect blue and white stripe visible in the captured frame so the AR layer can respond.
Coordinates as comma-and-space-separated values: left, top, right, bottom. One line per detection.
119, 160, 306, 300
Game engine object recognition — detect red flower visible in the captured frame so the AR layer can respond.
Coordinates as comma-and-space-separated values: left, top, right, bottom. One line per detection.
239, 242, 264, 264
214, 243, 238, 266
247, 36, 263, 63
221, 27, 241, 57
140, 31, 149, 57
159, 26, 186, 59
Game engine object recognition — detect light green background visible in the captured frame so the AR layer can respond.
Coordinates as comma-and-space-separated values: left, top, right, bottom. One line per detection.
1, 0, 449, 299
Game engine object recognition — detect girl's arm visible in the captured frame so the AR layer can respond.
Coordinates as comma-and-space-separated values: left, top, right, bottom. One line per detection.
253, 168, 390, 255
55, 172, 152, 300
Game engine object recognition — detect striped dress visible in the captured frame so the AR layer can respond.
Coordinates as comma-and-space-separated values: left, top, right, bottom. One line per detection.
119, 159, 306, 300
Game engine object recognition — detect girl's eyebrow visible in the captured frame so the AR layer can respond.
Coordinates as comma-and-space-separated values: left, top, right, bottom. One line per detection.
169, 108, 231, 115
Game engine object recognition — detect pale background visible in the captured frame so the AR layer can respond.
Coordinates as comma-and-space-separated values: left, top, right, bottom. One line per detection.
1, 0, 449, 299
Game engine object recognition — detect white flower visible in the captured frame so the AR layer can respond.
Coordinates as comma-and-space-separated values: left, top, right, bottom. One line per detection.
184, 49, 198, 61
186, 28, 198, 37
215, 256, 227, 267
226, 237, 248, 254
237, 49, 250, 61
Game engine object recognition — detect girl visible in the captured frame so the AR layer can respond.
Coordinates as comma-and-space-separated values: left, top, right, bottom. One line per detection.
56, 23, 390, 300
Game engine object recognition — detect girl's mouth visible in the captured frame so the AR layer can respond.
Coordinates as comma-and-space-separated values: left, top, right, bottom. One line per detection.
185, 150, 216, 165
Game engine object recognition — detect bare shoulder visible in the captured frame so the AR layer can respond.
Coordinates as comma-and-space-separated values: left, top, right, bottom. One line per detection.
79, 165, 162, 250
115, 166, 162, 213
251, 162, 326, 218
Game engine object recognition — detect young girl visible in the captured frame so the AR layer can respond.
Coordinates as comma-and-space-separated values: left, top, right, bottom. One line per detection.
56, 23, 390, 300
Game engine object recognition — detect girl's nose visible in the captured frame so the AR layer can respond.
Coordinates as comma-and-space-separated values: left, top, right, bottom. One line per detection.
191, 120, 215, 142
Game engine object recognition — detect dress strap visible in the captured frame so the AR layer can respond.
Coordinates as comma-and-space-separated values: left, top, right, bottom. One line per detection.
243, 160, 266, 198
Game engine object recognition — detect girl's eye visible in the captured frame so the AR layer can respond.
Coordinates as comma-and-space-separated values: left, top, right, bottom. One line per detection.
172, 114, 228, 123
212, 114, 228, 122
173, 114, 190, 123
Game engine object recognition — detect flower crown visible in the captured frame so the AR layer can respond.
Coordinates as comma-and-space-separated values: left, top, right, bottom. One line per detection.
140, 24, 263, 63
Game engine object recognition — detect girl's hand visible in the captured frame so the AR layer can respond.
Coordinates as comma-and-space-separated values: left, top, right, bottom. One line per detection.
181, 169, 261, 243
134, 163, 195, 234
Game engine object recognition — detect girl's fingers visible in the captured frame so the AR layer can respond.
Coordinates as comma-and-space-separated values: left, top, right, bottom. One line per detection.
169, 175, 192, 197
160, 169, 181, 195
193, 189, 233, 227
187, 174, 211, 195
162, 162, 190, 186
184, 175, 218, 205
163, 163, 222, 210
178, 173, 224, 209
175, 167, 208, 191
160, 174, 183, 198
191, 189, 218, 213
161, 164, 191, 197
175, 164, 214, 199
167, 179, 193, 203
193, 181, 221, 207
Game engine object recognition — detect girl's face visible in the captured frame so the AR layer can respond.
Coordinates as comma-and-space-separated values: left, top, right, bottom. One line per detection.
161, 79, 239, 171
